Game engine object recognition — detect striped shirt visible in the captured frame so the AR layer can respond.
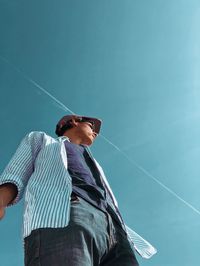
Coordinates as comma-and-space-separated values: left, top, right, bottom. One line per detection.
0, 131, 119, 238
0, 131, 157, 259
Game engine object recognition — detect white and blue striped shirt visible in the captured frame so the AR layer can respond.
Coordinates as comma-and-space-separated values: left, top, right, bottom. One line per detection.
0, 131, 120, 238
0, 131, 157, 259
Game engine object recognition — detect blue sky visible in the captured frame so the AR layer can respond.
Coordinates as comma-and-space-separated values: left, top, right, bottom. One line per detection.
1, 0, 200, 265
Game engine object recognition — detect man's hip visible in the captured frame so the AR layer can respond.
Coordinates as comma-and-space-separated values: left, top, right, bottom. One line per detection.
24, 196, 139, 266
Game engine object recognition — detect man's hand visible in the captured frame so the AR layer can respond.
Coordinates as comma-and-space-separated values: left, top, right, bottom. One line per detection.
0, 183, 17, 220
0, 191, 6, 220
0, 205, 5, 220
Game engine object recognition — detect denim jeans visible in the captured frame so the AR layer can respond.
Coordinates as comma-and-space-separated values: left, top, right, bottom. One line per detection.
24, 196, 139, 266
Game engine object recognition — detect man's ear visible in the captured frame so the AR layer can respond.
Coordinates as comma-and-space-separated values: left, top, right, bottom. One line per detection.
70, 118, 79, 128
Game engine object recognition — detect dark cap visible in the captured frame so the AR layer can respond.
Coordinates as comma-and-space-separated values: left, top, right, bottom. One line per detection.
55, 115, 102, 136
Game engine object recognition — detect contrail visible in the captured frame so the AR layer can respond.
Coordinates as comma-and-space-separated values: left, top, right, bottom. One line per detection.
1, 55, 200, 216
0, 55, 75, 115
100, 135, 200, 215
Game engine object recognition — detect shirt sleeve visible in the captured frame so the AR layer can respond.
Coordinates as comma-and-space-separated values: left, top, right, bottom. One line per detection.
0, 131, 44, 206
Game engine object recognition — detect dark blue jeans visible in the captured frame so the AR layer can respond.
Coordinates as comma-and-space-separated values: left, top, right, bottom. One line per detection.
24, 196, 139, 266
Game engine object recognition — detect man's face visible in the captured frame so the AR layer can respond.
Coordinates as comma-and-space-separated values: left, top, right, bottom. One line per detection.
76, 121, 97, 146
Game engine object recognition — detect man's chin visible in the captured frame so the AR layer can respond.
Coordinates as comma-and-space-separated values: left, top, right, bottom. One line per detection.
82, 137, 94, 146
86, 140, 93, 146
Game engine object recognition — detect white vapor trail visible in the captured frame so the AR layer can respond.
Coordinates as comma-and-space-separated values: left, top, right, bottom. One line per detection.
1, 55, 200, 216
101, 135, 200, 216
0, 56, 75, 115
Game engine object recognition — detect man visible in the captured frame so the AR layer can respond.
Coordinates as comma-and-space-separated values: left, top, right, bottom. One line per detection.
0, 115, 144, 265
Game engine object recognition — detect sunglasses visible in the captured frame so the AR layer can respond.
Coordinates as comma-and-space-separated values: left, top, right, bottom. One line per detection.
74, 117, 95, 130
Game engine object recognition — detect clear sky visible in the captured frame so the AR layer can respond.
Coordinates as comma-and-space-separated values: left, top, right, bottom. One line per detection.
0, 0, 200, 265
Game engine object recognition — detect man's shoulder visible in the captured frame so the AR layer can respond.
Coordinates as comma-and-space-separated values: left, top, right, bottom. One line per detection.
25, 130, 47, 138
24, 131, 58, 142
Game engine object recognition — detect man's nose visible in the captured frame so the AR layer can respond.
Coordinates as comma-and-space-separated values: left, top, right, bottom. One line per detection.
93, 132, 98, 138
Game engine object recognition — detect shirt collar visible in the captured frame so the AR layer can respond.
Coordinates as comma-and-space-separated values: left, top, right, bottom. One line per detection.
58, 136, 70, 142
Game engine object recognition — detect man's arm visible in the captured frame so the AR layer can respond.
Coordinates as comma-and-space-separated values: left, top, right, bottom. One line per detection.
0, 183, 17, 219
0, 131, 44, 219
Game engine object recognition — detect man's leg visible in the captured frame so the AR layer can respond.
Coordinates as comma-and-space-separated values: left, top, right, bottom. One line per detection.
24, 229, 41, 266
100, 221, 139, 266
24, 196, 111, 266
24, 197, 139, 266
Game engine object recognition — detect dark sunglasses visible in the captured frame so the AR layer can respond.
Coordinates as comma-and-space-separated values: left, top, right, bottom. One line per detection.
76, 118, 95, 129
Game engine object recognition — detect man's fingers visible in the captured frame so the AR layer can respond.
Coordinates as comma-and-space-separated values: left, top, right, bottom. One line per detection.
0, 197, 6, 220
0, 207, 5, 220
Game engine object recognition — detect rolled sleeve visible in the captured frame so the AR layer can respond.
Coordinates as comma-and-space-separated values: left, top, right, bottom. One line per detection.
0, 131, 44, 206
